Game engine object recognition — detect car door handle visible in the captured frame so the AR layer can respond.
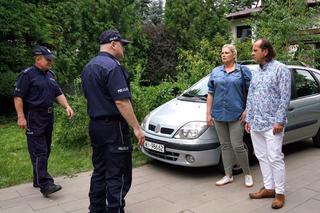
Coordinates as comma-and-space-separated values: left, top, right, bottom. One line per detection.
288, 107, 294, 111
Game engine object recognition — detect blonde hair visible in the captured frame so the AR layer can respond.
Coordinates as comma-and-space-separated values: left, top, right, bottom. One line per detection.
222, 44, 237, 62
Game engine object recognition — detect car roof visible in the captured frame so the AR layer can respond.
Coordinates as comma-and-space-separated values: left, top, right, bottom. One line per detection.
243, 63, 320, 74
239, 60, 309, 66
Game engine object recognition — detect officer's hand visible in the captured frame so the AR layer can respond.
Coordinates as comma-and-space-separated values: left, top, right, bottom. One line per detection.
17, 116, 27, 129
244, 123, 251, 133
272, 123, 284, 135
134, 127, 145, 146
65, 106, 74, 119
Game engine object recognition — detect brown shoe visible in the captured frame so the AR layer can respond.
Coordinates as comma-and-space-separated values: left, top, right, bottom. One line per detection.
249, 187, 275, 199
272, 194, 285, 209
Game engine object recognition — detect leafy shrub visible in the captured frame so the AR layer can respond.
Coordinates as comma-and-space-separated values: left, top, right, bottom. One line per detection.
176, 38, 223, 87
0, 71, 18, 98
0, 71, 18, 114
54, 95, 89, 147
235, 39, 253, 61
132, 81, 183, 123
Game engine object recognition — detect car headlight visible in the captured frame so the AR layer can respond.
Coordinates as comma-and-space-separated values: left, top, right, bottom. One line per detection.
174, 122, 208, 139
141, 113, 150, 130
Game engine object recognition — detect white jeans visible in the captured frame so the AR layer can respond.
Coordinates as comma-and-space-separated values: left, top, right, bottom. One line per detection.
251, 129, 285, 194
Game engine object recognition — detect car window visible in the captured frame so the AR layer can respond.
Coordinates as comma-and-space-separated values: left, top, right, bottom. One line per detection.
312, 71, 320, 83
294, 69, 320, 98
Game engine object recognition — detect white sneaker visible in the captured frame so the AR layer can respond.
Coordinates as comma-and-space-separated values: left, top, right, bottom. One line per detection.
216, 176, 234, 186
245, 175, 254, 187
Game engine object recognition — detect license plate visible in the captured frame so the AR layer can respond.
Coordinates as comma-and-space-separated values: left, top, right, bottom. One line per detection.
144, 141, 165, 153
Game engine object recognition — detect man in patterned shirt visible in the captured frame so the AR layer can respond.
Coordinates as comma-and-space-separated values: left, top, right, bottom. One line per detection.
245, 39, 291, 209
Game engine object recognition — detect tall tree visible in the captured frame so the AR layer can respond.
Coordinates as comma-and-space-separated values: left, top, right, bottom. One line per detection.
164, 0, 230, 50
140, 0, 164, 25
250, 0, 320, 64
0, 0, 53, 114
142, 23, 177, 85
225, 0, 259, 13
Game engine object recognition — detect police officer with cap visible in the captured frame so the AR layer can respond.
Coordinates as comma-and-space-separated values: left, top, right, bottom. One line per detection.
81, 30, 145, 213
13, 46, 74, 197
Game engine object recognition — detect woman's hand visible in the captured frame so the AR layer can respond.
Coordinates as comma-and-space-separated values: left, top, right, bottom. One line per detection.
207, 114, 214, 126
239, 111, 246, 125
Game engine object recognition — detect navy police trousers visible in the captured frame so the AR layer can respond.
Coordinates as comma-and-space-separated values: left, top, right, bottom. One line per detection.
88, 117, 132, 213
25, 109, 54, 192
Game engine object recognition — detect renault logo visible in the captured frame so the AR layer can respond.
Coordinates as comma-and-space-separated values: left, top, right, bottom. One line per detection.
155, 124, 161, 133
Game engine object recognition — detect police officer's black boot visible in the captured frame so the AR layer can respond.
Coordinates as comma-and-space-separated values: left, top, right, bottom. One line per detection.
41, 184, 62, 197
33, 183, 40, 188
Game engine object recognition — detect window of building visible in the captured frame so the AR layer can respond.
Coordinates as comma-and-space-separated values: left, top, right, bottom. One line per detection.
236, 25, 252, 39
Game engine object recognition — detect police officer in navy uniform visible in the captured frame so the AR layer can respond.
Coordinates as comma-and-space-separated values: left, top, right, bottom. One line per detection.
81, 30, 145, 213
13, 46, 74, 197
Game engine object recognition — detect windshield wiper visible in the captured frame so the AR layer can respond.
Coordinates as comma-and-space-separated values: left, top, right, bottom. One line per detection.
196, 94, 207, 101
181, 93, 195, 97
180, 93, 207, 101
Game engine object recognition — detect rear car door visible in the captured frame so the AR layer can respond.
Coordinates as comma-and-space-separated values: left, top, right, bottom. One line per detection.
284, 68, 320, 144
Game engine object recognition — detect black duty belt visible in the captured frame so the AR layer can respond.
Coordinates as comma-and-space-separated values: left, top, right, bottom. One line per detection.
91, 115, 125, 122
26, 107, 53, 114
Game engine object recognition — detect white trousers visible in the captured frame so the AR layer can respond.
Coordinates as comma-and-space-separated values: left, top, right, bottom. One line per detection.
251, 129, 285, 194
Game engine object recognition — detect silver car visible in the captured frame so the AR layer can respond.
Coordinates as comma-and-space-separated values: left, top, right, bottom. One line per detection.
141, 64, 320, 170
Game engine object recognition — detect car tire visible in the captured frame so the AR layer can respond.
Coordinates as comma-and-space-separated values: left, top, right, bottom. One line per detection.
312, 128, 320, 148
217, 133, 254, 175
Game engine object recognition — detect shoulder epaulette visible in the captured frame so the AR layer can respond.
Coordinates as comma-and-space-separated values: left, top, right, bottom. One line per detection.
48, 70, 56, 78
21, 67, 32, 74
49, 70, 57, 79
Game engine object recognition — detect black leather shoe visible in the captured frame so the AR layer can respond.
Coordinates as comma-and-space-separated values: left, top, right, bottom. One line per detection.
33, 183, 40, 188
41, 184, 62, 197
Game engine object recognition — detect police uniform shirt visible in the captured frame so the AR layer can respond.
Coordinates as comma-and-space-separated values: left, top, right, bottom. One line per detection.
13, 65, 63, 109
81, 52, 132, 119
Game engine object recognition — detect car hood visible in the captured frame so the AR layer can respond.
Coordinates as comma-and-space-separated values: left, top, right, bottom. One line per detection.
146, 98, 207, 136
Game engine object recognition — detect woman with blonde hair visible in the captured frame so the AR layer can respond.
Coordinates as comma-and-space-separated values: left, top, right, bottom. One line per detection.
207, 44, 253, 187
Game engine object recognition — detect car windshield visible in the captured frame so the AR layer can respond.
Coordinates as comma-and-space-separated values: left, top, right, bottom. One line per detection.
182, 76, 210, 97
179, 65, 259, 102
179, 75, 210, 101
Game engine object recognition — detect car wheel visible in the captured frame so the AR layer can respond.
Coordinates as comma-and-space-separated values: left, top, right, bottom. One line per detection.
217, 133, 253, 175
312, 128, 320, 148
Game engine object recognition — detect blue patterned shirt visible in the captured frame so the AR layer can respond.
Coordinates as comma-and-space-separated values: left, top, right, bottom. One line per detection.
245, 60, 291, 131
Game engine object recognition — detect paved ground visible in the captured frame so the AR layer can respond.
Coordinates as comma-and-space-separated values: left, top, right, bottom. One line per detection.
1, 140, 320, 213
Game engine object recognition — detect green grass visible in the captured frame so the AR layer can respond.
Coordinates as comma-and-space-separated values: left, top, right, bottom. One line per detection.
0, 118, 150, 188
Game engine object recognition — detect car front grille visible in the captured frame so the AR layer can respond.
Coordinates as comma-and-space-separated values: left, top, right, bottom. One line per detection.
144, 147, 179, 161
149, 124, 156, 131
160, 127, 174, 134
148, 124, 174, 135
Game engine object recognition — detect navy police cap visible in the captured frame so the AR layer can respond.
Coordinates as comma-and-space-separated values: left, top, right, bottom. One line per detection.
32, 46, 55, 61
99, 30, 131, 45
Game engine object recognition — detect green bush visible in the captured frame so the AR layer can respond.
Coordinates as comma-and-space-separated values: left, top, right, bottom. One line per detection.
132, 81, 183, 123
0, 71, 18, 114
176, 38, 223, 86
0, 71, 17, 98
54, 95, 89, 147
